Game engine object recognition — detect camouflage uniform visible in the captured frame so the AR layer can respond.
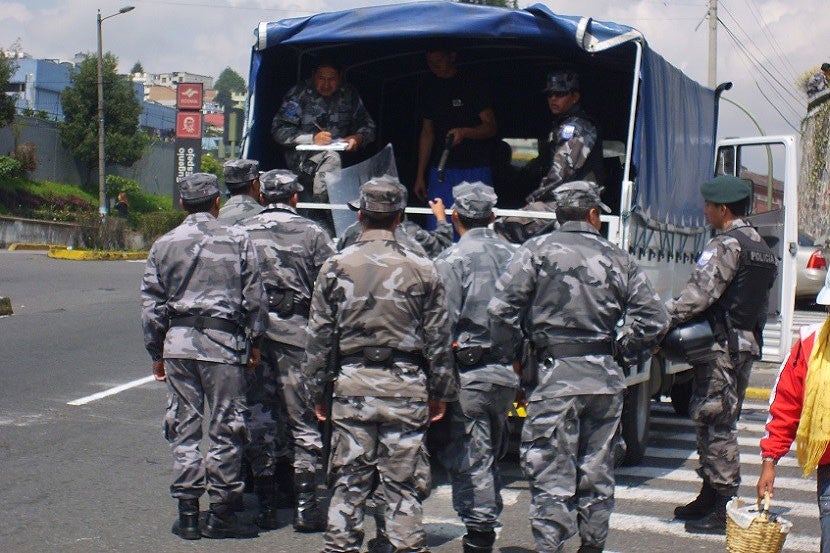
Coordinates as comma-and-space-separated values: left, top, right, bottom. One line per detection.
488, 181, 667, 552
337, 218, 453, 258
241, 171, 335, 477
434, 182, 518, 550
218, 159, 264, 225
806, 69, 829, 99
141, 173, 268, 513
303, 176, 458, 553
271, 80, 376, 196
667, 219, 777, 494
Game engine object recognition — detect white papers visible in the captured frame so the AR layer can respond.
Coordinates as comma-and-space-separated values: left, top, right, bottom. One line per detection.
296, 141, 349, 151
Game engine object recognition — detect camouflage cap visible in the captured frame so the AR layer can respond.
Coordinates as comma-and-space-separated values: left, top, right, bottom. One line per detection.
700, 175, 751, 204
822, 62, 830, 72
223, 158, 260, 187
553, 180, 611, 213
451, 181, 497, 219
543, 69, 579, 94
178, 172, 220, 202
259, 169, 303, 199
347, 175, 406, 213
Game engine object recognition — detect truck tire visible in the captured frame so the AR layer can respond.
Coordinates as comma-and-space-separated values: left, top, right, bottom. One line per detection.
670, 378, 693, 416
620, 380, 651, 466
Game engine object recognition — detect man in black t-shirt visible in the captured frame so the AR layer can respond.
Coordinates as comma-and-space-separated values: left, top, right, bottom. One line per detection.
413, 49, 498, 229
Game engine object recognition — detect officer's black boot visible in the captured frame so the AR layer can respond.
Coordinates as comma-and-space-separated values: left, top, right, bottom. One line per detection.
274, 458, 296, 509
674, 479, 717, 520
254, 476, 281, 530
201, 502, 259, 539
577, 544, 604, 553
171, 498, 201, 540
684, 492, 731, 534
462, 528, 496, 553
366, 535, 394, 553
293, 471, 326, 532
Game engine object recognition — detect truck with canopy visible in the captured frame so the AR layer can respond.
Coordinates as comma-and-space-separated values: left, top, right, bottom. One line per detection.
241, 1, 798, 465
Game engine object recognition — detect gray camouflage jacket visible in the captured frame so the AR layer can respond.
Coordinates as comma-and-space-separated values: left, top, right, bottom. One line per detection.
488, 220, 668, 398
666, 219, 771, 356
303, 229, 458, 403
141, 212, 268, 364
541, 106, 600, 190
241, 203, 335, 348
271, 81, 377, 170
435, 227, 518, 389
337, 219, 453, 258
218, 194, 264, 225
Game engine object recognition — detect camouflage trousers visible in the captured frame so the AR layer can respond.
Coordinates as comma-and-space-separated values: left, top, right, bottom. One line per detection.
297, 151, 340, 237
690, 350, 753, 494
243, 342, 291, 478
521, 393, 623, 553
264, 341, 323, 474
324, 396, 431, 553
163, 359, 250, 507
440, 383, 515, 531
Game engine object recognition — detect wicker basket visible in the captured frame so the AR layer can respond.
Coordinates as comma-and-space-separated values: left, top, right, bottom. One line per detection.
725, 493, 790, 553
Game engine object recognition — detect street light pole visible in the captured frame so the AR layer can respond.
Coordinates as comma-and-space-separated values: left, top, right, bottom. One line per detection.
96, 5, 135, 217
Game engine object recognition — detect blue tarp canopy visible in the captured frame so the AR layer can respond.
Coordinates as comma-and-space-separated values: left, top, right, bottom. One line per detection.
244, 1, 716, 224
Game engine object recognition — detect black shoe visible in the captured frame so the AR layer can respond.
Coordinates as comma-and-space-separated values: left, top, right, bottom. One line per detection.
577, 545, 604, 553
684, 494, 730, 535
293, 472, 325, 533
201, 508, 259, 539
366, 535, 394, 553
274, 459, 296, 508
674, 480, 717, 520
171, 498, 200, 540
462, 528, 496, 553
254, 476, 281, 530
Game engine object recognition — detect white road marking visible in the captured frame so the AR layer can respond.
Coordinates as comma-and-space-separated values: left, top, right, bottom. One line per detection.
616, 465, 815, 493
609, 512, 818, 552
651, 412, 769, 434
67, 375, 156, 406
650, 429, 793, 450
644, 446, 798, 467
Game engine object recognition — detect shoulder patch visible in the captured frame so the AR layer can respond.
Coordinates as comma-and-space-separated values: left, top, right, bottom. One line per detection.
559, 124, 577, 141
284, 100, 300, 118
697, 249, 715, 266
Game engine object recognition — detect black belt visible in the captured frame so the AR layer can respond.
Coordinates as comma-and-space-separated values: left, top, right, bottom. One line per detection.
268, 299, 310, 317
540, 341, 614, 360
170, 315, 241, 334
341, 348, 424, 367
453, 346, 499, 371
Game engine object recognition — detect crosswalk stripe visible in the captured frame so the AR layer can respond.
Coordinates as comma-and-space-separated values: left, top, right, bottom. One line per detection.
651, 413, 770, 434
649, 429, 793, 450
609, 512, 818, 552
644, 446, 798, 467
616, 465, 815, 493
653, 399, 771, 412
614, 485, 818, 518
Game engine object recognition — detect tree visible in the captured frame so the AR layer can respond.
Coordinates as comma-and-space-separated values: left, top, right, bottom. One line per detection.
130, 61, 144, 74
0, 50, 17, 128
214, 67, 246, 109
458, 0, 518, 7
59, 53, 148, 185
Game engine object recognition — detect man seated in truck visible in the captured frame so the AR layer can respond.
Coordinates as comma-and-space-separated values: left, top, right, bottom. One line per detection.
271, 60, 377, 235
412, 48, 498, 231
496, 69, 604, 243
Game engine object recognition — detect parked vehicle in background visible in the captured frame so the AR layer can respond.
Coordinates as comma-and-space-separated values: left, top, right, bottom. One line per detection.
796, 233, 827, 303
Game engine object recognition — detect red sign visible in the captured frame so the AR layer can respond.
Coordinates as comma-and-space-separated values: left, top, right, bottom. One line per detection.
176, 83, 203, 110
176, 112, 202, 139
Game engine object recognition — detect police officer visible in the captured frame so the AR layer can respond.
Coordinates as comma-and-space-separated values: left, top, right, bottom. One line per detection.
488, 181, 667, 553
433, 182, 518, 553
219, 158, 264, 224
667, 174, 777, 534
140, 173, 268, 540
241, 169, 336, 532
806, 62, 830, 100
302, 175, 459, 553
271, 61, 377, 235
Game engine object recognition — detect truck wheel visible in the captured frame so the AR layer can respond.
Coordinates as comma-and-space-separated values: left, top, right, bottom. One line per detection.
620, 380, 651, 466
670, 378, 693, 416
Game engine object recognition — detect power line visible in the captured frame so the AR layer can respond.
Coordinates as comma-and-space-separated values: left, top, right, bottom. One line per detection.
740, 0, 800, 84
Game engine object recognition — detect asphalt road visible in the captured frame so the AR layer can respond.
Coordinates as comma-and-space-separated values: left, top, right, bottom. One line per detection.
0, 250, 821, 552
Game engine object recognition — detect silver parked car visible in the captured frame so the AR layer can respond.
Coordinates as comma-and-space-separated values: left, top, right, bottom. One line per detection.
796, 233, 827, 302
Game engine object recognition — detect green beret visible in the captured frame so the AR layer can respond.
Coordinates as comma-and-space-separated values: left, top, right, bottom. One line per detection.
700, 175, 752, 204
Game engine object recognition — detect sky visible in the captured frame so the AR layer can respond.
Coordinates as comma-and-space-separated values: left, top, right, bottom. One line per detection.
0, 0, 826, 141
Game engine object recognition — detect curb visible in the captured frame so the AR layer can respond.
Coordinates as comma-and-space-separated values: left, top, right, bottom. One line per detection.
8, 243, 52, 251
47, 247, 148, 261
0, 296, 12, 316
744, 386, 770, 402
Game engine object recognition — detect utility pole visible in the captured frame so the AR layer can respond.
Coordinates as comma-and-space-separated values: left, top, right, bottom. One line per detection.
708, 0, 717, 88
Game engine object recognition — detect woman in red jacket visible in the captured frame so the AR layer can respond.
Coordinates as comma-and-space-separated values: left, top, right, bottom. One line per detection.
757, 271, 830, 553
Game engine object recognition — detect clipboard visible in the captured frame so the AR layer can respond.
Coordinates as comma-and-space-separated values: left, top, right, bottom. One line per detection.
296, 141, 349, 152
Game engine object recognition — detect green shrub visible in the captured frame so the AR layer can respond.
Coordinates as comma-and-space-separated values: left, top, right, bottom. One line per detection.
201, 153, 223, 179
105, 174, 173, 214
138, 211, 186, 244
12, 143, 37, 173
0, 155, 23, 179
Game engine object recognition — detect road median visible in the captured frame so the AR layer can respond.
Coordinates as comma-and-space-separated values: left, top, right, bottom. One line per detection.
47, 246, 147, 261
